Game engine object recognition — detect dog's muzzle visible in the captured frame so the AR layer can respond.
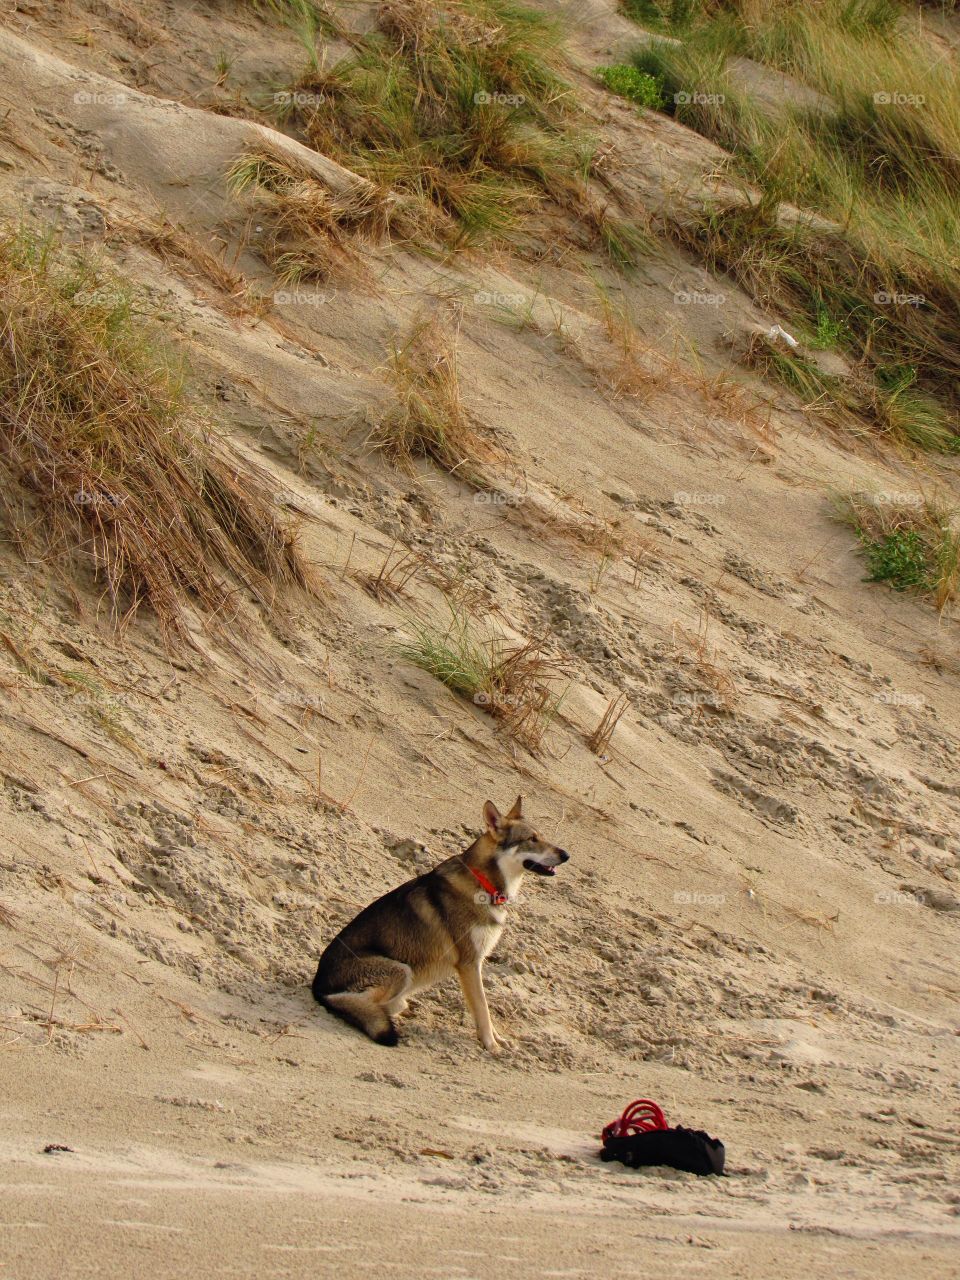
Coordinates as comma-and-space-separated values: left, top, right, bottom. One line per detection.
523, 849, 569, 877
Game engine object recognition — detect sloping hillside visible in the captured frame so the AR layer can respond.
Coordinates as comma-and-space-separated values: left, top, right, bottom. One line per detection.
1, 3, 958, 1276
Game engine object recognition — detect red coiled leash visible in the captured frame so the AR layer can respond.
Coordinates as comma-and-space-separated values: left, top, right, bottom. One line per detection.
601, 1098, 668, 1143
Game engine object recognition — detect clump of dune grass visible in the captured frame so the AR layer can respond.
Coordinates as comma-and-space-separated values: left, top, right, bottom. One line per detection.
621, 0, 899, 42
359, 540, 423, 603
631, 39, 753, 151
632, 5, 960, 440
676, 199, 960, 438
833, 490, 960, 611
228, 146, 396, 284
740, 326, 957, 452
591, 280, 663, 399
399, 599, 565, 752
618, 0, 699, 34
247, 0, 335, 65
291, 0, 574, 240
0, 226, 311, 635
282, 0, 645, 267
369, 314, 504, 483
249, 0, 331, 19
739, 328, 859, 432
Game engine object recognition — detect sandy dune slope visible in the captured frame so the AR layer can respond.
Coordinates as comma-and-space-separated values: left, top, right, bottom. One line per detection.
0, 3, 958, 1276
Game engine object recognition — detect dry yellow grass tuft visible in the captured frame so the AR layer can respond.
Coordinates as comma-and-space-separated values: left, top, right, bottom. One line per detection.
228, 145, 397, 285
0, 227, 313, 637
399, 601, 566, 754
370, 314, 505, 484
115, 214, 262, 318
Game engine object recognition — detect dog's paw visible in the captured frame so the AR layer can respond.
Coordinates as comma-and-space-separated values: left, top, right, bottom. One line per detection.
480, 1029, 511, 1053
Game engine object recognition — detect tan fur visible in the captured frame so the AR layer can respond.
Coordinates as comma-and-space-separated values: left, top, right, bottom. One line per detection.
312, 797, 569, 1051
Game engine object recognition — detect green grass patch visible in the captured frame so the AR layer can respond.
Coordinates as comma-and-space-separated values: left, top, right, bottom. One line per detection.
809, 301, 845, 350
618, 0, 706, 34
834, 490, 960, 610
864, 528, 930, 592
595, 64, 664, 110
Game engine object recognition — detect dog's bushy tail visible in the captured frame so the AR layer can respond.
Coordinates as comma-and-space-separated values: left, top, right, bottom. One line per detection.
312, 973, 399, 1046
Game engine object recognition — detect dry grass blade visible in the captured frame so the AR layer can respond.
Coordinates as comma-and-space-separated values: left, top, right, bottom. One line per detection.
586, 692, 629, 757
360, 540, 423, 603
739, 329, 862, 435
0, 630, 63, 688
0, 226, 313, 637
671, 614, 738, 713
492, 637, 568, 755
116, 215, 260, 317
592, 287, 661, 401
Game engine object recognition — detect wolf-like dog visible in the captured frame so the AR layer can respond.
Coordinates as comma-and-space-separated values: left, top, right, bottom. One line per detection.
312, 797, 569, 1051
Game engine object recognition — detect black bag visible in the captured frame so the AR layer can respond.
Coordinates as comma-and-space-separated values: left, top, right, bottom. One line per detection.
600, 1124, 725, 1176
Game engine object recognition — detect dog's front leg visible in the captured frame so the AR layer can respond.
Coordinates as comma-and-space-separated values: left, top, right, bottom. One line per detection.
455, 962, 504, 1053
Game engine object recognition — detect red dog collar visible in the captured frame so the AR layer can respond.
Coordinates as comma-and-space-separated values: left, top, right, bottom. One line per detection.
466, 864, 508, 906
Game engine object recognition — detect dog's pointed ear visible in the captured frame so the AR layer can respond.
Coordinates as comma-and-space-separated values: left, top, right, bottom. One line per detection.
483, 800, 503, 835
505, 795, 523, 821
